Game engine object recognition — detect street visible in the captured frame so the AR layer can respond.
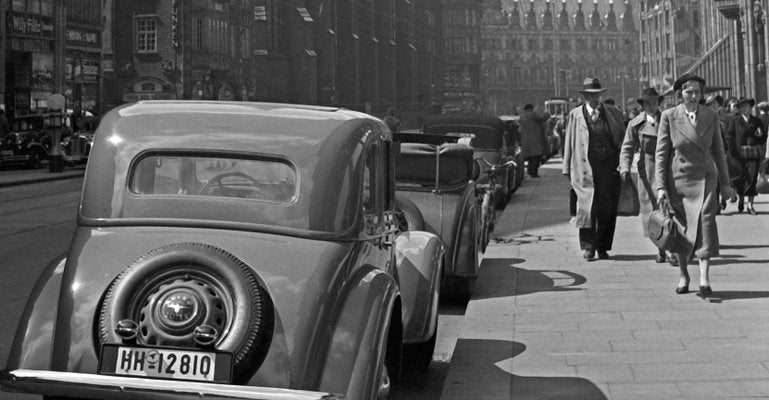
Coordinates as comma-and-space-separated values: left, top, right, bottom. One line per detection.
2, 159, 769, 399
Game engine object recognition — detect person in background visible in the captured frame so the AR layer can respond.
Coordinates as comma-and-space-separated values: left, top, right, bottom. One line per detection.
563, 78, 626, 261
655, 74, 737, 297
724, 97, 765, 214
518, 103, 550, 177
0, 109, 9, 140
706, 94, 735, 212
757, 101, 769, 137
619, 88, 676, 265
383, 107, 402, 133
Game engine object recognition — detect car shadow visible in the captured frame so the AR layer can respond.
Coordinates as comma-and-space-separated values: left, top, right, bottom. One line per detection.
611, 254, 657, 262
472, 258, 587, 300
714, 291, 769, 301
721, 244, 769, 250
710, 258, 769, 266
441, 339, 607, 400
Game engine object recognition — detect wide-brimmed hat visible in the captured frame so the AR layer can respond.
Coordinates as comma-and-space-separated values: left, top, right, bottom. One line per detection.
758, 101, 769, 112
636, 88, 663, 105
673, 73, 706, 92
705, 93, 724, 106
579, 77, 606, 94
736, 97, 755, 108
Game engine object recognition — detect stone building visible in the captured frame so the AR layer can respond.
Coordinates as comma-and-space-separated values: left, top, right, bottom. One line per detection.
0, 0, 104, 118
482, 0, 640, 115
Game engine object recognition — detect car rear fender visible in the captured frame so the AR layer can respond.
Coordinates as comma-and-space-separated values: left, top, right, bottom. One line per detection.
449, 186, 480, 277
5, 254, 66, 371
318, 267, 399, 399
394, 231, 443, 343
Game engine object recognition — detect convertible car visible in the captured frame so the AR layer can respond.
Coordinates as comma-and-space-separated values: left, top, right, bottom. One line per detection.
393, 134, 481, 300
1, 101, 444, 400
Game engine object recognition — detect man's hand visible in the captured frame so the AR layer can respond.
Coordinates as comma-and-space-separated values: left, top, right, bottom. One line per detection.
721, 185, 738, 202
620, 171, 630, 182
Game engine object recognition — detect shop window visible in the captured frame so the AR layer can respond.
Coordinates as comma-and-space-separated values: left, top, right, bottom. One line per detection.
135, 17, 158, 53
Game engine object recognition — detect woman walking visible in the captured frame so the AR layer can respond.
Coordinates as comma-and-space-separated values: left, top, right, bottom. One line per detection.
619, 88, 675, 264
654, 74, 737, 297
724, 97, 766, 214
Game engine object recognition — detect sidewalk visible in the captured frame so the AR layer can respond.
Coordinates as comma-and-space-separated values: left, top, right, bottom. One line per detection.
442, 157, 769, 400
0, 165, 85, 188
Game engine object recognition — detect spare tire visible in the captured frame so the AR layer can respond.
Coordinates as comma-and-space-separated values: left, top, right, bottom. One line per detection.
394, 195, 425, 232
98, 242, 272, 383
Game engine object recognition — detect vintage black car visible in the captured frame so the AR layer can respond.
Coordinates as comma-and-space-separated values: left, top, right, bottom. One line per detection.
0, 101, 445, 400
0, 113, 93, 168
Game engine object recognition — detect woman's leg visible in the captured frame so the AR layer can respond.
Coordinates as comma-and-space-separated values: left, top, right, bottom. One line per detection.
677, 253, 690, 289
699, 257, 710, 287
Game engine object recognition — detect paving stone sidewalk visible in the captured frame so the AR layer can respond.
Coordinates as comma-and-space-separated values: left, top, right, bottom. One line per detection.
442, 158, 769, 400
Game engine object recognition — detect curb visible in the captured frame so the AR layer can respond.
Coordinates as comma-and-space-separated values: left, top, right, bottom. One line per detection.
0, 171, 85, 188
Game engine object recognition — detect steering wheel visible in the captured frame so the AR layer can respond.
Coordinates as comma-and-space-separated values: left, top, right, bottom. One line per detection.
198, 172, 261, 196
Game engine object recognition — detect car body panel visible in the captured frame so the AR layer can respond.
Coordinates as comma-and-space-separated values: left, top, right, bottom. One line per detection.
394, 231, 443, 342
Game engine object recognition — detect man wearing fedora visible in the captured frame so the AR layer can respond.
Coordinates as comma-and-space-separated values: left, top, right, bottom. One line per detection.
619, 88, 675, 264
724, 96, 765, 214
563, 77, 626, 261
519, 103, 551, 177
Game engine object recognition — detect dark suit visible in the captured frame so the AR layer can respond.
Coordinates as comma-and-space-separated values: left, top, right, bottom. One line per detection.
724, 114, 766, 197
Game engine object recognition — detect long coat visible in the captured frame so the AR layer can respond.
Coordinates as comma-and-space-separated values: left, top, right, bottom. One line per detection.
563, 103, 626, 228
654, 104, 731, 258
519, 109, 551, 158
619, 111, 659, 236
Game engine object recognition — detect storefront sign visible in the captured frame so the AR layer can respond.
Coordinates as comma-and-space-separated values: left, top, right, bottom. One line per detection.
7, 12, 54, 39
443, 91, 480, 99
66, 28, 100, 46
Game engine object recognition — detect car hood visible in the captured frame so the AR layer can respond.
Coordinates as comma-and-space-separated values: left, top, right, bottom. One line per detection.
51, 226, 358, 389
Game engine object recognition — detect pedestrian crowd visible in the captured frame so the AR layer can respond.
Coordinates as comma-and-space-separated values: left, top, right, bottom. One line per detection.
515, 73, 769, 299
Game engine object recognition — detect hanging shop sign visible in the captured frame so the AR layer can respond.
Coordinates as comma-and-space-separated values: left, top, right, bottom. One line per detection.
66, 28, 100, 46
7, 12, 54, 39
171, 0, 179, 48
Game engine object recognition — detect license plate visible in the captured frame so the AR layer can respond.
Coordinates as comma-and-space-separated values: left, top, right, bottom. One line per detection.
99, 344, 233, 383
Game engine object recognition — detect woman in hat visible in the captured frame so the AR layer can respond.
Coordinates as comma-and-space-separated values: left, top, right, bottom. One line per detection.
724, 97, 765, 214
655, 74, 737, 297
620, 88, 676, 264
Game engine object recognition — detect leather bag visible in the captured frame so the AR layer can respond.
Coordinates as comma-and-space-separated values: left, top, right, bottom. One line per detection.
757, 159, 769, 194
648, 198, 686, 252
617, 177, 640, 217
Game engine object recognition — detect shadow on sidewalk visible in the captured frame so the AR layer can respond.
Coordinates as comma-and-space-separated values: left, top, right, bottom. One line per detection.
715, 291, 769, 301
472, 258, 587, 300
444, 339, 607, 400
721, 244, 769, 250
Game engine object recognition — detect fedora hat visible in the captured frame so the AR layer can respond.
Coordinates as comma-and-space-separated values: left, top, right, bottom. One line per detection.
736, 97, 755, 108
673, 73, 706, 92
636, 87, 663, 105
579, 77, 606, 94
758, 101, 769, 112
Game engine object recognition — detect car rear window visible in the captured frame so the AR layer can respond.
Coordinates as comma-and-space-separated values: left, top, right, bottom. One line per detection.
129, 153, 297, 203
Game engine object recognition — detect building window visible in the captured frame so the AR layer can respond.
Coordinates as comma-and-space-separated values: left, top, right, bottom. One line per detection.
135, 18, 157, 53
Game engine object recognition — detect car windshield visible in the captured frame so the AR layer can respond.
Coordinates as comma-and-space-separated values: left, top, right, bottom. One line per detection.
129, 153, 297, 203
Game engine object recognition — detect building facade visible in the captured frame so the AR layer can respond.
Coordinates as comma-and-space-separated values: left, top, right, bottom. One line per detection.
482, 0, 640, 115
0, 0, 103, 118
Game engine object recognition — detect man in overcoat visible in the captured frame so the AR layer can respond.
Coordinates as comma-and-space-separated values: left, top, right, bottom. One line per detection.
654, 73, 736, 296
519, 104, 551, 177
563, 78, 626, 261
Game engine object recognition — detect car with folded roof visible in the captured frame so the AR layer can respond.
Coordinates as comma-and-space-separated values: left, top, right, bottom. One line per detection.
0, 101, 444, 400
393, 133, 481, 300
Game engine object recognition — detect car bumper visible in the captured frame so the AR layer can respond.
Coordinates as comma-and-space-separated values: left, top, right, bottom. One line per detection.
0, 369, 346, 400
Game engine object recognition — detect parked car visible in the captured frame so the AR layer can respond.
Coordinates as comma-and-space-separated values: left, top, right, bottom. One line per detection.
0, 101, 445, 400
393, 133, 481, 300
422, 114, 517, 208
0, 113, 93, 168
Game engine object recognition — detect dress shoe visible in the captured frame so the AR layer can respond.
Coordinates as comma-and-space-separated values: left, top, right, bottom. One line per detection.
747, 206, 757, 215
583, 250, 596, 261
655, 252, 666, 263
699, 285, 713, 297
597, 251, 609, 260
676, 278, 690, 294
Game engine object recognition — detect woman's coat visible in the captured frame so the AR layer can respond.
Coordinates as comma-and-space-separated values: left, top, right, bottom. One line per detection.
619, 111, 659, 236
563, 103, 626, 228
654, 104, 731, 258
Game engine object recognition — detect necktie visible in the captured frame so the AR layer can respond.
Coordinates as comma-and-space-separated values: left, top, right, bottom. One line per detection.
591, 110, 598, 122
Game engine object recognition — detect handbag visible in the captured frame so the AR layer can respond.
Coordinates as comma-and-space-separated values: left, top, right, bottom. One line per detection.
738, 145, 762, 160
726, 154, 742, 182
757, 159, 769, 194
647, 198, 687, 252
617, 177, 640, 217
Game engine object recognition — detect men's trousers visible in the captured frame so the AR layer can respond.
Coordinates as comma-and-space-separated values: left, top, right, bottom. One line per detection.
579, 157, 621, 251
